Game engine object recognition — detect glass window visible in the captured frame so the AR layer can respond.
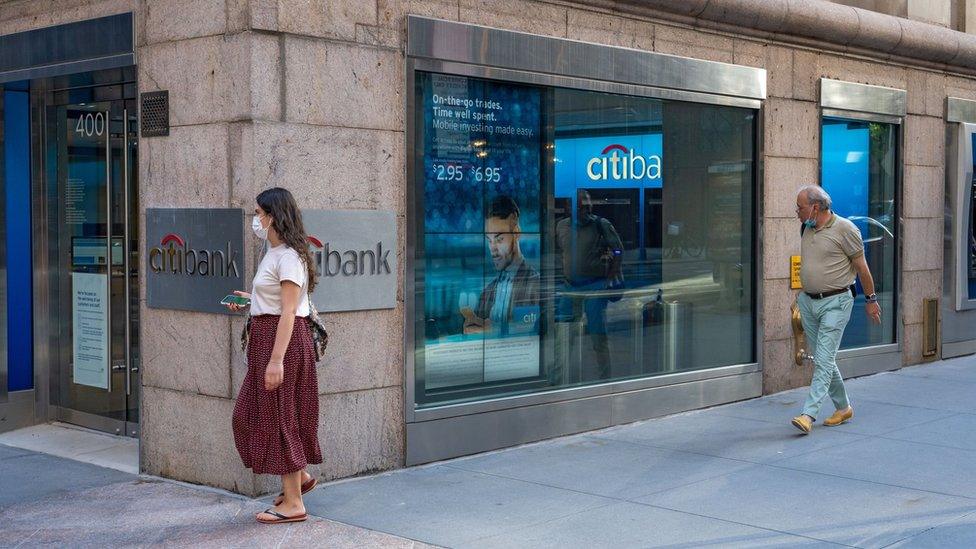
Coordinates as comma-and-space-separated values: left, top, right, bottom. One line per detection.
413, 72, 757, 408
820, 117, 898, 349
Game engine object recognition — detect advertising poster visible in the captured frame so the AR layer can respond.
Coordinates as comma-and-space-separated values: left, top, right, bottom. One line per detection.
419, 72, 543, 390
72, 272, 109, 389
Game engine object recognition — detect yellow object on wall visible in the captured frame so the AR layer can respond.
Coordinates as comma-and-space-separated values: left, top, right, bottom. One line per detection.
790, 255, 802, 290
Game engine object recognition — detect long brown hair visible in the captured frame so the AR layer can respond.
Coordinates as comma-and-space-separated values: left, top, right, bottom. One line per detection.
256, 187, 317, 293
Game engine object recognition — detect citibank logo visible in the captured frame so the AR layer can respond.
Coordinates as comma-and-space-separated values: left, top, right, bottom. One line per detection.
308, 236, 392, 277
148, 233, 240, 277
586, 144, 662, 182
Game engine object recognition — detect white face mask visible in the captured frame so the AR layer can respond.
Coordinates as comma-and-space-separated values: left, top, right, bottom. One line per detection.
252, 214, 269, 240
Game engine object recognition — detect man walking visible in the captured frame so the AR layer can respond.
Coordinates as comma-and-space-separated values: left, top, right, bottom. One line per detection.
791, 185, 882, 434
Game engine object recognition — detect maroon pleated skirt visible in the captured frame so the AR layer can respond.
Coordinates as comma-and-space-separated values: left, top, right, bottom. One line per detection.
232, 315, 322, 475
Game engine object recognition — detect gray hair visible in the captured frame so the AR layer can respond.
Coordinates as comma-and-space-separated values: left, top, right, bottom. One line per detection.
798, 185, 832, 210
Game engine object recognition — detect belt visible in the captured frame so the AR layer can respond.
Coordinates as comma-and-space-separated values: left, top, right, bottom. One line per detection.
805, 287, 851, 300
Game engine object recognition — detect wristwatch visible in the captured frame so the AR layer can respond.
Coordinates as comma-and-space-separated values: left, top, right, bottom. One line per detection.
865, 293, 878, 303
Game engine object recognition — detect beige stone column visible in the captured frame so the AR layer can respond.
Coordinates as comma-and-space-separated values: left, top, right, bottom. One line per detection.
901, 68, 947, 365
136, 1, 282, 496
134, 0, 419, 495
760, 78, 821, 395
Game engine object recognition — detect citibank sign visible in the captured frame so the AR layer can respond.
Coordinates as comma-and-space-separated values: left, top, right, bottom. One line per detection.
303, 209, 397, 313
586, 144, 662, 182
148, 233, 241, 277
146, 208, 245, 315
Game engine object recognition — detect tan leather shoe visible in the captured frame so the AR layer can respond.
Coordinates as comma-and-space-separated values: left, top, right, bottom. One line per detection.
823, 407, 853, 426
791, 415, 813, 434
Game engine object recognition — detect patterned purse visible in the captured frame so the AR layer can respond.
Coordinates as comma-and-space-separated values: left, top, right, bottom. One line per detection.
307, 298, 329, 362
239, 293, 328, 362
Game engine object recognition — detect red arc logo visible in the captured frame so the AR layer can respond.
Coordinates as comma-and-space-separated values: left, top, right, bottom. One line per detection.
160, 233, 185, 247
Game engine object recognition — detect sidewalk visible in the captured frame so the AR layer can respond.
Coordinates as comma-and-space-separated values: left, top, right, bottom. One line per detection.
2, 356, 975, 548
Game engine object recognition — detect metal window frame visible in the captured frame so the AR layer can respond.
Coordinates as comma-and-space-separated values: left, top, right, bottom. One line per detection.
404, 16, 767, 464
818, 78, 905, 372
0, 13, 134, 85
820, 78, 907, 119
947, 120, 976, 312
944, 98, 976, 335
942, 97, 976, 357
22, 14, 139, 440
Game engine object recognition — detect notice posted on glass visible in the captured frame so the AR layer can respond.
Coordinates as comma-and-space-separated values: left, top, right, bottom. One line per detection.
72, 272, 109, 389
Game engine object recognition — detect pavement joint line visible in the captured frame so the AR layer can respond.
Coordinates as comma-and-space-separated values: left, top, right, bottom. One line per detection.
440, 448, 879, 546
871, 433, 976, 454
877, 508, 976, 548
834, 428, 976, 457
869, 411, 968, 438
887, 371, 976, 384
623, 498, 857, 548
708, 396, 961, 427
296, 512, 446, 548
459, 500, 621, 546
850, 397, 968, 415
583, 430, 869, 469
764, 433, 874, 465
439, 462, 622, 504
762, 459, 976, 502
559, 433, 976, 509
11, 528, 40, 549
578, 433, 764, 467
627, 464, 767, 500
134, 474, 252, 504
440, 443, 773, 509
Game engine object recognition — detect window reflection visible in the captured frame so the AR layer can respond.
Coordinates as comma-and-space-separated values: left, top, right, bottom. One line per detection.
415, 72, 756, 408
821, 118, 898, 349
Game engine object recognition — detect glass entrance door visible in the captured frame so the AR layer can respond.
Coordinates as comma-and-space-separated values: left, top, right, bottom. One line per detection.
47, 99, 139, 436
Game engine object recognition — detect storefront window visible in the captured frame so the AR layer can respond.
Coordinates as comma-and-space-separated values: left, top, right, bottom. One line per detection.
821, 117, 898, 349
413, 72, 756, 408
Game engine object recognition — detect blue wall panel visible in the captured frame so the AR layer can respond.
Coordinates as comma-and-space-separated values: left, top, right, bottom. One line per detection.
4, 88, 32, 391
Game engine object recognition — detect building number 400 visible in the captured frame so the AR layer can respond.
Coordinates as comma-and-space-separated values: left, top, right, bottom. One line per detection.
75, 112, 106, 138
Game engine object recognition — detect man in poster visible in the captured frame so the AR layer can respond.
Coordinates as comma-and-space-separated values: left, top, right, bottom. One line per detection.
462, 195, 539, 335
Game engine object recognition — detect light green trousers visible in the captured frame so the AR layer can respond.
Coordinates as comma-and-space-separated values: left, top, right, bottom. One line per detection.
798, 291, 853, 419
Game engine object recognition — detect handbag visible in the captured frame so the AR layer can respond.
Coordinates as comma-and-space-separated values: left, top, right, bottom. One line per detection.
307, 298, 329, 362
791, 295, 810, 366
239, 291, 329, 362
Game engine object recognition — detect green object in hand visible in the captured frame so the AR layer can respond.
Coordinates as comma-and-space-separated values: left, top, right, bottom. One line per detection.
220, 294, 250, 306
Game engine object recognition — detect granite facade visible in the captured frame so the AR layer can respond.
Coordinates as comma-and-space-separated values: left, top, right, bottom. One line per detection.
1, 0, 969, 494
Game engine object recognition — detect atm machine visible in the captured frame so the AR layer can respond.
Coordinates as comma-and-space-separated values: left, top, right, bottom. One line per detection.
943, 98, 976, 358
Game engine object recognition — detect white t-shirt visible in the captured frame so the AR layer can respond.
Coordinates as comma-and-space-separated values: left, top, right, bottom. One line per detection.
249, 244, 310, 317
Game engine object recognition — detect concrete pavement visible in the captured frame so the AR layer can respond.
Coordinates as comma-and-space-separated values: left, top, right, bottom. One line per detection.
2, 356, 975, 547
304, 356, 976, 548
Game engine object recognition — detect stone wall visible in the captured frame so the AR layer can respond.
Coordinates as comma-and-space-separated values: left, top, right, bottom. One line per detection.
134, 1, 407, 495
5, 0, 976, 494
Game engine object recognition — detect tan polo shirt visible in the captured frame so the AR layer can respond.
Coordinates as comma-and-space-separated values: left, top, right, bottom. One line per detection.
800, 213, 864, 293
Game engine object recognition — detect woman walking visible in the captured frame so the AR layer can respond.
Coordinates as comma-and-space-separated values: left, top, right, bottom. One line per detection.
227, 187, 322, 524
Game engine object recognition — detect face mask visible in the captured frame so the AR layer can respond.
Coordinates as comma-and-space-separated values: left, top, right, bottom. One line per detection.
252, 215, 269, 240
802, 208, 818, 229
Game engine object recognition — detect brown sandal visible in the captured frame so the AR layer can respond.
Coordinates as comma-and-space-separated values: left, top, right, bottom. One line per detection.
257, 508, 308, 524
273, 476, 318, 505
